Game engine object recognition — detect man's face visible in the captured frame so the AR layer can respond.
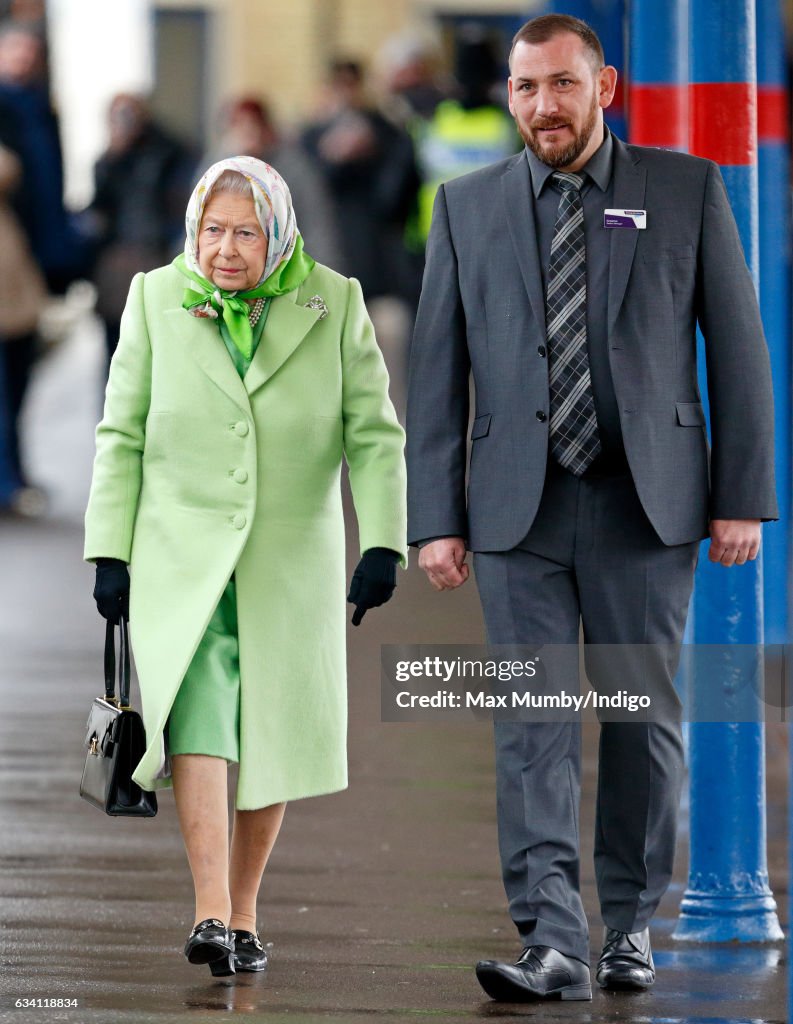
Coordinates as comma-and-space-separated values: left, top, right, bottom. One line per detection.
508, 33, 616, 171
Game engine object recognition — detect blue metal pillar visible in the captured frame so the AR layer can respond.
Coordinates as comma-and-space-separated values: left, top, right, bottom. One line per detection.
673, 0, 783, 942
0, 354, 19, 506
627, 0, 688, 150
757, 0, 791, 646
547, 0, 626, 137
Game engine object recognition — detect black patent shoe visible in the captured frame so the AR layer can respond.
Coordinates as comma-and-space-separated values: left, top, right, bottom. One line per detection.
184, 918, 235, 969
208, 953, 236, 978
476, 945, 592, 1001
596, 927, 654, 990
232, 929, 269, 972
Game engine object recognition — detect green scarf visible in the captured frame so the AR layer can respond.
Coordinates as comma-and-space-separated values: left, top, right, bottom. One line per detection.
174, 235, 315, 359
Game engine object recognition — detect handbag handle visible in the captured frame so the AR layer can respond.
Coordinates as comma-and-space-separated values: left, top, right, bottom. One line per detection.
103, 615, 131, 707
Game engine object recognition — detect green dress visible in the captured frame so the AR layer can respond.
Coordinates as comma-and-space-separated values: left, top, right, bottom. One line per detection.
164, 304, 270, 763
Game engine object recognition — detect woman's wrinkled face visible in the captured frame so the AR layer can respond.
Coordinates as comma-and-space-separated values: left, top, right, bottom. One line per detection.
197, 191, 268, 291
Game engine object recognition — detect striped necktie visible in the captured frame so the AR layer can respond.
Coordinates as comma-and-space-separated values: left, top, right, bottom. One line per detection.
545, 171, 601, 476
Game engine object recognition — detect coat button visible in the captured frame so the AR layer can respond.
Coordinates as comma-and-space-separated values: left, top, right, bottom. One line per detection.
232, 513, 247, 530
234, 421, 249, 437
536, 410, 547, 422
537, 345, 546, 358
232, 468, 248, 484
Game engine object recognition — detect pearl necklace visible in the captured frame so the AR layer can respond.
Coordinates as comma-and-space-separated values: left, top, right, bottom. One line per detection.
248, 297, 266, 326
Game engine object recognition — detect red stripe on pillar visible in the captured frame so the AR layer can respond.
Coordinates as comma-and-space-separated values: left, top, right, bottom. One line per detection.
629, 84, 687, 148
757, 86, 788, 144
689, 82, 756, 165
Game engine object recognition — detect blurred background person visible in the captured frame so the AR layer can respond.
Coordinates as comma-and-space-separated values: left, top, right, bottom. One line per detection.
410, 22, 519, 245
378, 29, 449, 129
85, 93, 194, 368
0, 18, 88, 294
377, 30, 450, 311
302, 58, 420, 305
204, 96, 341, 271
0, 141, 46, 514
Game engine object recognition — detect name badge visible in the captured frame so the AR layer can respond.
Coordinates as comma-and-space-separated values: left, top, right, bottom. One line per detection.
604, 209, 647, 229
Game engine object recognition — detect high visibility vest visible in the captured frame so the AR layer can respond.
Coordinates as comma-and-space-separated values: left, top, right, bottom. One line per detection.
411, 99, 520, 244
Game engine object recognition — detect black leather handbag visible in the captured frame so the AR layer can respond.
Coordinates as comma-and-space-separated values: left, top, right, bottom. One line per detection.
79, 616, 157, 817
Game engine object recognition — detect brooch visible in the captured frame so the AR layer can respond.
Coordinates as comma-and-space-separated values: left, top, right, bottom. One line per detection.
189, 302, 218, 320
303, 295, 329, 320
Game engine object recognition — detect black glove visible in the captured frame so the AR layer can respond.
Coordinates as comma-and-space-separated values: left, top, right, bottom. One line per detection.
347, 547, 400, 626
93, 557, 130, 624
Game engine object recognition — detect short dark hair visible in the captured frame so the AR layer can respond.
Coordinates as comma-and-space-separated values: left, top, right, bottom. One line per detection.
509, 14, 604, 73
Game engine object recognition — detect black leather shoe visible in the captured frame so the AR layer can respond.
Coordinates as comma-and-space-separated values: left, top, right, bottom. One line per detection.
596, 927, 654, 990
232, 930, 268, 972
208, 954, 235, 978
184, 918, 235, 969
476, 945, 592, 1002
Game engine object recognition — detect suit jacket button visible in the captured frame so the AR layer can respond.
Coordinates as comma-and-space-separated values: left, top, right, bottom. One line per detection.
233, 468, 248, 484
537, 345, 546, 358
234, 421, 249, 437
536, 411, 547, 422
232, 513, 247, 530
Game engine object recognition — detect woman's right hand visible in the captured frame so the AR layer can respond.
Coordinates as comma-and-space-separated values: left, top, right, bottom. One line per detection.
93, 558, 130, 623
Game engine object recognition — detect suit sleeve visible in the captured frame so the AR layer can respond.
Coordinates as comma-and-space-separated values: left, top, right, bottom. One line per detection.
84, 272, 152, 562
405, 184, 471, 545
341, 277, 408, 567
696, 161, 778, 521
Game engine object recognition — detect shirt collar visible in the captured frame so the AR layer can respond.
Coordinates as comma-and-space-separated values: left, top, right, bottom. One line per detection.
525, 124, 614, 198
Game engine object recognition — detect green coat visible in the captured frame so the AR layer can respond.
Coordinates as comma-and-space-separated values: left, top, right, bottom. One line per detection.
84, 263, 407, 810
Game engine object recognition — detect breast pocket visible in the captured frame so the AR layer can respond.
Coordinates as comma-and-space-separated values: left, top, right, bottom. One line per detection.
642, 244, 695, 264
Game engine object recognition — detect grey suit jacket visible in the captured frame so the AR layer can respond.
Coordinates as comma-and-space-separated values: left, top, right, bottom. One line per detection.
406, 135, 778, 549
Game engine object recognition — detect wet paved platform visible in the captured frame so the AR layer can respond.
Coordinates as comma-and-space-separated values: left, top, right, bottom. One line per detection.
0, 324, 788, 1023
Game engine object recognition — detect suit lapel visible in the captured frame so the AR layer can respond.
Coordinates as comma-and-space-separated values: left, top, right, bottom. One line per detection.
162, 308, 250, 414
501, 154, 547, 334
244, 288, 324, 397
607, 140, 647, 334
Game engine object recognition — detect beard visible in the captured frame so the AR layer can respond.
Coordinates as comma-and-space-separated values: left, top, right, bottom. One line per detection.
518, 89, 600, 169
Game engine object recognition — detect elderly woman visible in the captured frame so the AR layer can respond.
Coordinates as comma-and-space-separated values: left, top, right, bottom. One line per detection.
84, 157, 407, 976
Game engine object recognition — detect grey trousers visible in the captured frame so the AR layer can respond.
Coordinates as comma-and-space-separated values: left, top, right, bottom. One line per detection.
473, 460, 699, 963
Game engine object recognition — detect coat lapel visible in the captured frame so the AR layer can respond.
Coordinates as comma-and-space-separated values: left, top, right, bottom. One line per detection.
501, 153, 547, 334
607, 139, 647, 333
162, 308, 250, 414
243, 288, 324, 397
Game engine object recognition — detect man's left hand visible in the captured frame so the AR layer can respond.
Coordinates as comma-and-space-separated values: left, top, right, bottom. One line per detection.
707, 519, 762, 566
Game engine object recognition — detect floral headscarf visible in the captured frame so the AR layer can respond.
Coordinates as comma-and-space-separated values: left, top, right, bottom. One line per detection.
173, 155, 315, 357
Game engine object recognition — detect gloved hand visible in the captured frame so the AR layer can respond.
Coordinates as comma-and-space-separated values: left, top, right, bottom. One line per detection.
93, 558, 130, 624
347, 547, 400, 626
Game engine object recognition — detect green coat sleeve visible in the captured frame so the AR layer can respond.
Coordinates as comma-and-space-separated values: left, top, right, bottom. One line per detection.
341, 277, 408, 567
84, 272, 152, 562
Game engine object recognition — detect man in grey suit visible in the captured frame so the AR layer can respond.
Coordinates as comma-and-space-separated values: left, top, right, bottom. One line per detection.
406, 14, 777, 1003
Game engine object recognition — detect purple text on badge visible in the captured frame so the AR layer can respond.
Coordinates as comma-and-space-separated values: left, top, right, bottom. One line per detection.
604, 213, 638, 228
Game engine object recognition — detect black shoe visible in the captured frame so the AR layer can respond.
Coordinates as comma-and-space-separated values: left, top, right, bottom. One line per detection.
232, 930, 268, 972
184, 918, 235, 968
476, 945, 592, 1002
208, 951, 236, 977
596, 927, 654, 990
